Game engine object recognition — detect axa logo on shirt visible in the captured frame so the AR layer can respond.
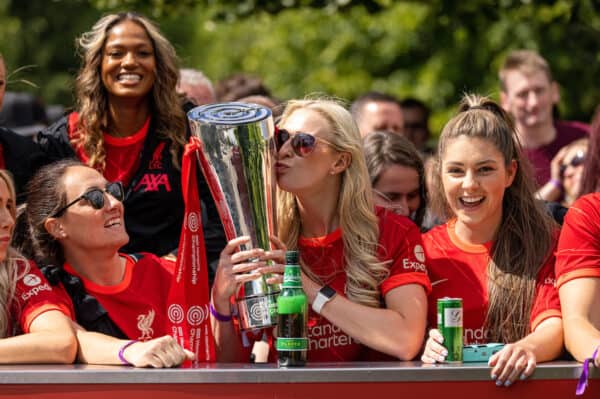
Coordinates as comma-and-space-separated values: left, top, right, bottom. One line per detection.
134, 173, 172, 192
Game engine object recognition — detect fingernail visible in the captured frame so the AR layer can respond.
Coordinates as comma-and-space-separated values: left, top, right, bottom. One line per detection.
442, 350, 448, 356
520, 374, 526, 380
491, 374, 497, 380
496, 380, 503, 386
504, 381, 511, 387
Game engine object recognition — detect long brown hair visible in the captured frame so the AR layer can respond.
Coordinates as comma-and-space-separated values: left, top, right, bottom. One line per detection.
363, 130, 427, 227
74, 12, 186, 170
431, 94, 556, 343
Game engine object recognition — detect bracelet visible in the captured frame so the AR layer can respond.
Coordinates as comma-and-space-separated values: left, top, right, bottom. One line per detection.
210, 303, 232, 322
118, 339, 139, 366
549, 178, 563, 191
576, 344, 600, 395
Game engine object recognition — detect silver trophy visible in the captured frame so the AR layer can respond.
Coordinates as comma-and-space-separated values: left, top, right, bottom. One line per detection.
188, 102, 279, 330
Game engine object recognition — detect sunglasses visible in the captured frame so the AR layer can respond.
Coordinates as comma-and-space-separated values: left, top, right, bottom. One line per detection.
51, 182, 124, 218
274, 128, 335, 157
560, 150, 586, 176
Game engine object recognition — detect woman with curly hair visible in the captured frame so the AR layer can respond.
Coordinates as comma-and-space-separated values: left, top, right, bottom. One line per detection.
37, 12, 224, 262
211, 99, 431, 362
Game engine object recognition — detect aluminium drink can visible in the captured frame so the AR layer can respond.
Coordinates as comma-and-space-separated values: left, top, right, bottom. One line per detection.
437, 297, 463, 362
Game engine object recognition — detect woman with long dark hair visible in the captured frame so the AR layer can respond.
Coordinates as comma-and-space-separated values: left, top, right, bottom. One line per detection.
421, 95, 562, 387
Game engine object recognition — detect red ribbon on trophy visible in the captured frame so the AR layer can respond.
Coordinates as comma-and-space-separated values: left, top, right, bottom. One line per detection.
167, 136, 216, 365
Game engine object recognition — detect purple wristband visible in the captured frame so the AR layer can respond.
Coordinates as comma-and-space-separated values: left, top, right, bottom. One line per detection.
549, 178, 563, 191
210, 303, 232, 322
576, 345, 600, 395
118, 339, 139, 366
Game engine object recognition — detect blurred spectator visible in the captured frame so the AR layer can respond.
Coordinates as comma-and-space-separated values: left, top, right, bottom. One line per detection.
0, 91, 48, 137
363, 131, 427, 228
238, 94, 282, 118
350, 91, 403, 137
177, 68, 215, 106
400, 97, 433, 155
499, 50, 589, 193
215, 73, 272, 102
580, 105, 600, 195
0, 53, 45, 203
560, 138, 588, 207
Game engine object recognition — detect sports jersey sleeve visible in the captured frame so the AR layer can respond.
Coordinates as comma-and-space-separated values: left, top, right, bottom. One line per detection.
15, 262, 75, 333
379, 211, 431, 296
555, 193, 600, 288
530, 250, 562, 332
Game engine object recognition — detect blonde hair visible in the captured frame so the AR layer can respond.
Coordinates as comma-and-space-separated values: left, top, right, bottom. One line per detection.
0, 170, 27, 338
431, 94, 556, 342
74, 12, 186, 170
499, 50, 553, 92
277, 98, 388, 308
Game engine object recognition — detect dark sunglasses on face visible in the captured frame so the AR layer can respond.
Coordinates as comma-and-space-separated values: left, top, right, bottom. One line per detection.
51, 182, 124, 218
274, 127, 335, 157
560, 150, 586, 176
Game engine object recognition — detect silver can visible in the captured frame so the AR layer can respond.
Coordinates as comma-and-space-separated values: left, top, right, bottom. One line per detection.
187, 102, 279, 330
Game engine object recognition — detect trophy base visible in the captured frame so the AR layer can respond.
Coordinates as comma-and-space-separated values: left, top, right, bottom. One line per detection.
236, 292, 280, 330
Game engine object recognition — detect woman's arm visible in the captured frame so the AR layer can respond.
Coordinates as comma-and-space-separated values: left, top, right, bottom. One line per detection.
560, 277, 600, 365
488, 316, 563, 386
0, 310, 77, 364
304, 276, 428, 360
75, 324, 194, 367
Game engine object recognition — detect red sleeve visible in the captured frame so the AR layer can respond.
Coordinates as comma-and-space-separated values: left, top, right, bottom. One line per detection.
530, 250, 562, 332
15, 262, 75, 333
556, 193, 600, 288
378, 209, 431, 296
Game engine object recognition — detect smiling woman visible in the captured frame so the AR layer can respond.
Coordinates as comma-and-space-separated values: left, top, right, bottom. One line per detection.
35, 12, 224, 265
421, 94, 563, 388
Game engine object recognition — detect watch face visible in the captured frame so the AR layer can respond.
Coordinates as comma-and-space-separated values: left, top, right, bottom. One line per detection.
320, 285, 337, 298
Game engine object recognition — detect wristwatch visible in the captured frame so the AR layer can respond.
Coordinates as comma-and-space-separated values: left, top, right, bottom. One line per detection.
312, 285, 337, 314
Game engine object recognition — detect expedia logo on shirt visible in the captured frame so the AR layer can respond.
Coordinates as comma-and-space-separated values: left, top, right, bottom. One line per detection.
21, 274, 51, 301
544, 277, 557, 287
403, 258, 427, 273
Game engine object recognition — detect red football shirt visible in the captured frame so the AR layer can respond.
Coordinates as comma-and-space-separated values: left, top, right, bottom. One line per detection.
11, 259, 73, 334
58, 253, 174, 341
556, 193, 600, 287
423, 219, 561, 345
67, 112, 149, 187
295, 207, 431, 362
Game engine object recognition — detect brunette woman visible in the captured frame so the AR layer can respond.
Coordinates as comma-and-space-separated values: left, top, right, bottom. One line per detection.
421, 95, 563, 387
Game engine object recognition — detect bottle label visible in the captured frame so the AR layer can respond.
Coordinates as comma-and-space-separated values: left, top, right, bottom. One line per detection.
283, 265, 302, 288
276, 337, 308, 351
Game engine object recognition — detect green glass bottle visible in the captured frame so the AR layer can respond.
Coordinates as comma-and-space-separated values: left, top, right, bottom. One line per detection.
276, 250, 308, 367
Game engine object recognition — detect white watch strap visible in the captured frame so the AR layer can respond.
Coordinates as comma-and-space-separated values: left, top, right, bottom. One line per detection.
312, 291, 331, 314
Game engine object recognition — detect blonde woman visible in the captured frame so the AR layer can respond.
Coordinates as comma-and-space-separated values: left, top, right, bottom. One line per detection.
0, 170, 76, 363
211, 99, 431, 362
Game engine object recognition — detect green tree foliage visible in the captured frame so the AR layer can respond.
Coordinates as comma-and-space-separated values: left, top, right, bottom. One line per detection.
1, 0, 599, 136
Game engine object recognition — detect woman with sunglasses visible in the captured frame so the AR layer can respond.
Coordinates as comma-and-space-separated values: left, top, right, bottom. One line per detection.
35, 12, 224, 265
363, 130, 427, 229
16, 160, 195, 367
421, 95, 562, 387
211, 98, 431, 362
0, 169, 77, 363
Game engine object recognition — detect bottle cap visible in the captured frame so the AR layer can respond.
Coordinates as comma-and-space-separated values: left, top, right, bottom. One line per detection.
285, 250, 299, 264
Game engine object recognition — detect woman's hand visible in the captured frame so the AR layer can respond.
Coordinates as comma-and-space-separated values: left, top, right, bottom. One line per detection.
212, 236, 267, 307
122, 335, 195, 368
595, 348, 600, 368
488, 343, 536, 387
420, 329, 448, 363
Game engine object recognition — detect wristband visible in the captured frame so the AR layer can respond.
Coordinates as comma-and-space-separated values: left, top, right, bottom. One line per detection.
210, 303, 232, 322
576, 344, 600, 395
549, 178, 563, 191
118, 339, 139, 366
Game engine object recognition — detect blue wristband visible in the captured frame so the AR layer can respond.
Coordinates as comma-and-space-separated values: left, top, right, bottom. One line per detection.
118, 339, 139, 366
210, 303, 232, 322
